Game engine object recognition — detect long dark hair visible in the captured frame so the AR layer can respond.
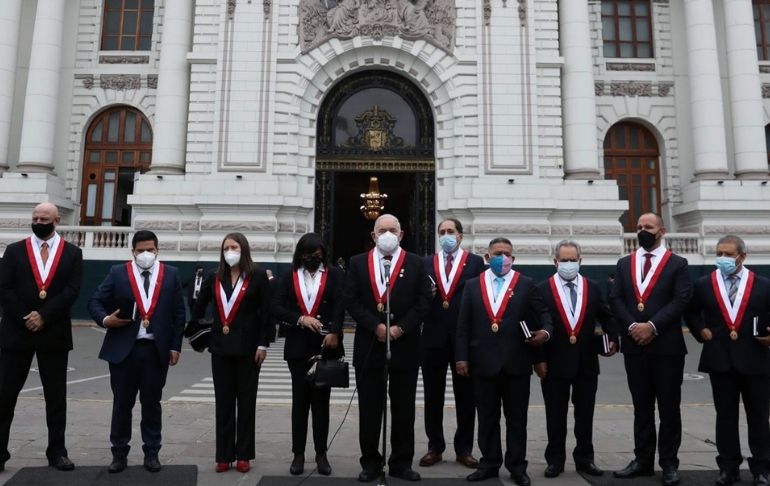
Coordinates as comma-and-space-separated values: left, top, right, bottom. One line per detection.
291, 233, 328, 271
216, 232, 256, 281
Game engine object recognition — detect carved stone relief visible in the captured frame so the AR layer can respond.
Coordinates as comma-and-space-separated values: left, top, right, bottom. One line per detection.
606, 62, 655, 71
98, 55, 149, 64
298, 0, 456, 54
75, 74, 94, 89
100, 74, 141, 91
763, 84, 770, 99
147, 75, 158, 89
595, 81, 673, 97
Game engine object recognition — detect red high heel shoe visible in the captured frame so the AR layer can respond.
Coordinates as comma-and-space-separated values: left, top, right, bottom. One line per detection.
236, 460, 250, 473
215, 462, 230, 473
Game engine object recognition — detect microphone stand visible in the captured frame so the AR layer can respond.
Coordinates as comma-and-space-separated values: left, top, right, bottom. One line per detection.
378, 259, 392, 486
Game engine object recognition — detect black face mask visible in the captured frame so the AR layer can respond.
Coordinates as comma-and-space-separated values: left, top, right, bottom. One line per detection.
31, 222, 54, 240
303, 255, 322, 272
637, 230, 658, 251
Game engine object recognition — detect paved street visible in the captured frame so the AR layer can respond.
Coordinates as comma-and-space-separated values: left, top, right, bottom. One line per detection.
0, 324, 744, 485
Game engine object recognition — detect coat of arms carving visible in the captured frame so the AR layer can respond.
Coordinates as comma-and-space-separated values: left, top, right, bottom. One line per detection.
346, 105, 405, 152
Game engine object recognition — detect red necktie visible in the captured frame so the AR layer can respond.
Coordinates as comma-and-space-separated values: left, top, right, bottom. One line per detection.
444, 253, 454, 278
642, 253, 653, 280
40, 242, 49, 266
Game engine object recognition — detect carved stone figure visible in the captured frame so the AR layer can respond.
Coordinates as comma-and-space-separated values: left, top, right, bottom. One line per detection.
327, 0, 360, 37
398, 0, 431, 38
298, 0, 329, 45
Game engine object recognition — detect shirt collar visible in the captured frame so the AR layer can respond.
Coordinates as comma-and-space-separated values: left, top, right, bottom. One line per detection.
32, 231, 59, 249
554, 272, 581, 288
636, 243, 667, 258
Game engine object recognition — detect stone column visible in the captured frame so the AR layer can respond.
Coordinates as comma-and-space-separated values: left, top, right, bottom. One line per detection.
684, 0, 730, 179
16, 0, 66, 173
724, 0, 768, 179
559, 0, 600, 179
0, 0, 23, 172
150, 0, 193, 174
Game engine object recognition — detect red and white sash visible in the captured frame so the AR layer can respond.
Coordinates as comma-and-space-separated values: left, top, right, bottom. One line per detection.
479, 269, 520, 330
433, 249, 469, 307
548, 275, 589, 341
630, 249, 672, 310
711, 268, 754, 335
126, 262, 165, 324
292, 268, 329, 317
25, 236, 65, 298
214, 275, 250, 326
368, 248, 406, 309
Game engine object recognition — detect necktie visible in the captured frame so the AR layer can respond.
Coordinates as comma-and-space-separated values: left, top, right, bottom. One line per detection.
444, 253, 454, 279
642, 253, 653, 280
381, 255, 392, 283
141, 270, 151, 295
566, 281, 577, 314
40, 242, 49, 266
727, 275, 740, 304
494, 276, 505, 300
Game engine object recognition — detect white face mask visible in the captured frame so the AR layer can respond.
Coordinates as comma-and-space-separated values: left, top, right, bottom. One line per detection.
376, 231, 399, 255
224, 250, 241, 267
135, 251, 157, 270
557, 261, 580, 281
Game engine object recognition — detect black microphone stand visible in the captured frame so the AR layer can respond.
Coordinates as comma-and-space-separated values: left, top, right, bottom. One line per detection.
378, 259, 392, 486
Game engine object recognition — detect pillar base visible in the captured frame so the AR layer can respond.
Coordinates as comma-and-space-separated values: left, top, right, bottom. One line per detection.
735, 170, 769, 181
692, 171, 730, 181
564, 170, 601, 181
148, 165, 185, 176
15, 163, 55, 175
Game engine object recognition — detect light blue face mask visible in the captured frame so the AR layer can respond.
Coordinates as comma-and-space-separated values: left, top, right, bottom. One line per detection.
557, 261, 580, 281
715, 256, 738, 276
439, 235, 458, 253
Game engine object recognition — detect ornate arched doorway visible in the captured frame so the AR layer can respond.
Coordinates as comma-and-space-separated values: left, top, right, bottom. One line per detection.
315, 70, 435, 260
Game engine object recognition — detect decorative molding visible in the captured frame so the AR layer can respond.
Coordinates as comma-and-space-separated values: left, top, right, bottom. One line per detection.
580, 245, 623, 255
606, 62, 655, 71
75, 74, 94, 89
98, 55, 149, 64
298, 0, 456, 54
550, 225, 571, 236
572, 225, 621, 236
227, 0, 236, 19
263, 0, 272, 15
199, 220, 277, 232
763, 84, 770, 99
595, 81, 673, 97
147, 75, 158, 89
704, 225, 770, 235
134, 220, 179, 231
517, 0, 526, 26
473, 224, 550, 235
658, 82, 673, 97
483, 0, 491, 26
759, 65, 770, 74
100, 74, 141, 91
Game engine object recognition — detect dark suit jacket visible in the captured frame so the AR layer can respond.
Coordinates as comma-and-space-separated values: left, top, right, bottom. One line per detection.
685, 271, 770, 377
272, 266, 345, 361
421, 251, 486, 351
455, 271, 553, 377
536, 276, 617, 378
183, 269, 211, 304
191, 269, 271, 357
0, 237, 82, 352
88, 263, 186, 364
610, 251, 691, 356
344, 250, 432, 370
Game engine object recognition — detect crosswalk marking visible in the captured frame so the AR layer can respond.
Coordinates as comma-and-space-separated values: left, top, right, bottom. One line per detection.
168, 338, 455, 406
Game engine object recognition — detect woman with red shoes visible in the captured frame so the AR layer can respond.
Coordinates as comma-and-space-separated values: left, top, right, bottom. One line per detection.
271, 233, 345, 476
191, 232, 272, 473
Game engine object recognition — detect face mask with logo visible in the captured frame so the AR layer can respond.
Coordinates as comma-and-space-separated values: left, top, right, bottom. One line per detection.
303, 255, 322, 272
715, 256, 738, 276
376, 231, 399, 255
31, 222, 54, 239
439, 235, 458, 253
224, 250, 241, 267
135, 251, 157, 270
488, 255, 513, 277
637, 230, 658, 251
557, 261, 580, 281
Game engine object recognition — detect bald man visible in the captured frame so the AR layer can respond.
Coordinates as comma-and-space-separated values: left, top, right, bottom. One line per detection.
0, 203, 83, 471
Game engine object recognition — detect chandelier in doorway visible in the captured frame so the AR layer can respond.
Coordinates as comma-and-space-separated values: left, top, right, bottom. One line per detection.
360, 176, 388, 221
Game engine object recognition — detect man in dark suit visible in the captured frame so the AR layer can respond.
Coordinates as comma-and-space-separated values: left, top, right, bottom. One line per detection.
535, 240, 617, 478
456, 237, 552, 486
686, 235, 770, 486
344, 214, 432, 482
418, 218, 484, 469
0, 203, 82, 472
610, 212, 692, 486
88, 230, 185, 474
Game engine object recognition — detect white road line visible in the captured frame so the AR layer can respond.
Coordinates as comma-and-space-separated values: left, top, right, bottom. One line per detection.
21, 373, 112, 394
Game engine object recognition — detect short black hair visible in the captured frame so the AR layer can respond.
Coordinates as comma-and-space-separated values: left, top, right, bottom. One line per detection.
438, 218, 463, 234
488, 237, 512, 248
292, 233, 328, 271
132, 230, 158, 250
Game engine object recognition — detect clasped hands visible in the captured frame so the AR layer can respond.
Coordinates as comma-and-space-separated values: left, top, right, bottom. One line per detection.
23, 311, 44, 332
375, 323, 404, 343
629, 321, 656, 346
300, 315, 339, 348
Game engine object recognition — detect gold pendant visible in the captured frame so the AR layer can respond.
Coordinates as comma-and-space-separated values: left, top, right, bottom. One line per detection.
637, 302, 645, 312
442, 300, 449, 310
491, 323, 499, 333
730, 330, 738, 341
569, 335, 577, 345
377, 302, 384, 313
222, 325, 230, 335
39, 289, 47, 300
141, 319, 150, 328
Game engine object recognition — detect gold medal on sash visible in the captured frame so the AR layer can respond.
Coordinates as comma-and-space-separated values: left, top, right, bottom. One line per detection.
637, 302, 645, 312
222, 325, 230, 335
39, 289, 47, 300
142, 319, 150, 328
442, 300, 449, 310
730, 330, 738, 341
569, 335, 577, 345
377, 302, 384, 313
491, 322, 499, 333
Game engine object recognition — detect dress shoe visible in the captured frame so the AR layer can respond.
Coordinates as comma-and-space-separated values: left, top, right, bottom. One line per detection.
108, 456, 127, 474
754, 473, 769, 486
419, 451, 442, 467
661, 468, 680, 486
315, 453, 331, 476
576, 462, 604, 476
143, 455, 161, 473
456, 453, 480, 469
716, 470, 739, 486
544, 463, 564, 478
289, 454, 304, 475
613, 460, 654, 478
358, 468, 381, 482
48, 456, 74, 471
511, 471, 532, 486
215, 462, 230, 473
467, 468, 499, 482
389, 468, 421, 481
235, 460, 250, 473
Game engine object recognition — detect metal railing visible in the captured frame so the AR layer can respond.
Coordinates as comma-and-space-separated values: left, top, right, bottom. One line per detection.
57, 226, 131, 249
622, 233, 702, 255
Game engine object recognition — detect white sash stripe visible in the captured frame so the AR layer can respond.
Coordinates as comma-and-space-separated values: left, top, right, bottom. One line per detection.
554, 274, 585, 330
30, 234, 61, 283
634, 248, 666, 295
715, 267, 750, 324
438, 249, 464, 294
131, 260, 161, 312
483, 269, 515, 313
372, 247, 402, 296
297, 267, 324, 313
218, 274, 245, 322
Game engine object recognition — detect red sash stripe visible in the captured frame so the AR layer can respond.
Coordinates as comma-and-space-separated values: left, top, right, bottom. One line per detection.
125, 262, 165, 322
214, 276, 251, 326
630, 250, 673, 306
710, 270, 754, 333
433, 251, 469, 305
479, 272, 521, 329
367, 249, 407, 306
548, 275, 589, 338
292, 269, 329, 317
25, 237, 66, 293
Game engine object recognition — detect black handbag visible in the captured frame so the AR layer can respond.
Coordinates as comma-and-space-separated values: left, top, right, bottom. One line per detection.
306, 349, 349, 389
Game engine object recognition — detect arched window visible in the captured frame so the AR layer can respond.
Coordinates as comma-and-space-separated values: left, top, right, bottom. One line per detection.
755, 0, 770, 60
604, 122, 662, 231
101, 0, 155, 51
80, 106, 152, 226
601, 0, 654, 58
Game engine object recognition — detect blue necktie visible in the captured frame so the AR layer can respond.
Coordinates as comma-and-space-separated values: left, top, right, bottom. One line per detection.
727, 275, 740, 304
566, 281, 577, 314
493, 277, 505, 299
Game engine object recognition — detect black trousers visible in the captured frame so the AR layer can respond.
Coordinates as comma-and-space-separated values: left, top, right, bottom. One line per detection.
288, 359, 331, 455
541, 373, 598, 467
421, 346, 475, 455
473, 373, 530, 475
212, 352, 259, 462
623, 353, 684, 469
355, 365, 418, 473
109, 340, 168, 457
709, 371, 770, 475
0, 349, 69, 462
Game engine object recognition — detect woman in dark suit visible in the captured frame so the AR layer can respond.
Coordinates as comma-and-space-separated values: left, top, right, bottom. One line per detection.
192, 232, 271, 473
272, 233, 344, 476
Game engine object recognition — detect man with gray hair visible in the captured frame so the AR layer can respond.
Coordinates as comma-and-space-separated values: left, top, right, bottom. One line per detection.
686, 235, 770, 486
534, 240, 617, 478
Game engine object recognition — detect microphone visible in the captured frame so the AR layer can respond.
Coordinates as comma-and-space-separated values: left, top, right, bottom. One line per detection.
382, 258, 392, 283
